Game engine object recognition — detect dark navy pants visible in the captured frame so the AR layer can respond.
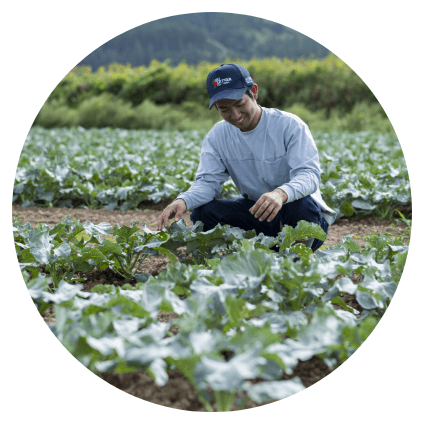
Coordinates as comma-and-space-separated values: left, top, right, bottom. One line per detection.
190, 194, 328, 251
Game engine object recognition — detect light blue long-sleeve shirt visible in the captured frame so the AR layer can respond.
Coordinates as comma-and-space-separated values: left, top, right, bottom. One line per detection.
177, 107, 336, 225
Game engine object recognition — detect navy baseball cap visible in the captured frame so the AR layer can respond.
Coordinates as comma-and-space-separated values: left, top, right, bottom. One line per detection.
206, 63, 254, 109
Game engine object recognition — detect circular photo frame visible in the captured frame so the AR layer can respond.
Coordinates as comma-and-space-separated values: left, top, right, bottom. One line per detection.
2, 1, 423, 423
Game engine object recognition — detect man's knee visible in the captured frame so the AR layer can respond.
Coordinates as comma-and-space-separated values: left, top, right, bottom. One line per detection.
283, 195, 321, 225
190, 201, 215, 224
190, 206, 202, 224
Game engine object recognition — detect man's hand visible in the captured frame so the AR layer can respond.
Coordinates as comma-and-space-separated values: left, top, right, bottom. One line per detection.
249, 189, 287, 223
157, 198, 187, 231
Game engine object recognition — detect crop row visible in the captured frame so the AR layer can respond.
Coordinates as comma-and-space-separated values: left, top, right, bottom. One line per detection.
14, 128, 411, 220
16, 216, 408, 410
14, 214, 329, 288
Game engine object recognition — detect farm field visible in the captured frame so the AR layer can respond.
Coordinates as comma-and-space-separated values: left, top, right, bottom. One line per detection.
12, 203, 409, 410
13, 127, 411, 411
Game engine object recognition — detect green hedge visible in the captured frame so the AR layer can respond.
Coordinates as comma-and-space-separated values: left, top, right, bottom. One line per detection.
33, 56, 393, 132
33, 96, 393, 133
45, 55, 379, 115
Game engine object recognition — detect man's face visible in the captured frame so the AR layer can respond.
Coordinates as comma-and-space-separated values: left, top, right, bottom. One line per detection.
214, 84, 262, 132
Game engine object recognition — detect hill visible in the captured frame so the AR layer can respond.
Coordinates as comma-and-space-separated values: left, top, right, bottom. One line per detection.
78, 13, 329, 70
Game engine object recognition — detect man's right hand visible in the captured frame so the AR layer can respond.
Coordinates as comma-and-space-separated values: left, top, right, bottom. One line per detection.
157, 198, 187, 231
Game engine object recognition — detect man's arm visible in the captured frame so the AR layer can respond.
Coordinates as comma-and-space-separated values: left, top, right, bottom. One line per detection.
277, 120, 321, 203
157, 131, 228, 229
176, 133, 229, 211
249, 117, 320, 223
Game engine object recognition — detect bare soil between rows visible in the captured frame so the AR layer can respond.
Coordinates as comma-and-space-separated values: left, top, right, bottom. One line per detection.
12, 202, 407, 411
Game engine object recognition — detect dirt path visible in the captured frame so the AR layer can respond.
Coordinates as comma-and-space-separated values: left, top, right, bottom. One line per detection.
12, 202, 408, 411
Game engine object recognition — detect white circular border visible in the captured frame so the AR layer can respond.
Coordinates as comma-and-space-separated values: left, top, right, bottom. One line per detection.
1, 0, 424, 423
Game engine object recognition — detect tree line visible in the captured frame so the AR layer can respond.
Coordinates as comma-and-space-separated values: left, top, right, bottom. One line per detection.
78, 13, 330, 70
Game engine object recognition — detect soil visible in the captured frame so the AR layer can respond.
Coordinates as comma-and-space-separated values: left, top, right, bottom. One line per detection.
12, 202, 408, 411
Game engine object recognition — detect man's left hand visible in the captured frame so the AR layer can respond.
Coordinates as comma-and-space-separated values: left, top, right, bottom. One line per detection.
249, 189, 288, 223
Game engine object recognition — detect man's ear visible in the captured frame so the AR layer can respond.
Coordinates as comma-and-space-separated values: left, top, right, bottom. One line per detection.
251, 83, 259, 100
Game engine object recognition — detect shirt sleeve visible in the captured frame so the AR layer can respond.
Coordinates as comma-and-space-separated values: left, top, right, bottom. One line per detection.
176, 133, 229, 210
278, 119, 321, 203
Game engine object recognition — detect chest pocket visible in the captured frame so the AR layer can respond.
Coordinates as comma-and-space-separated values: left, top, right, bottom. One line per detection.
260, 156, 286, 186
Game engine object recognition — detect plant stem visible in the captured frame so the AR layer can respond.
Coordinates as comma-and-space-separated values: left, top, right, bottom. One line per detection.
50, 263, 60, 289
130, 250, 143, 272
214, 390, 236, 412
113, 254, 128, 278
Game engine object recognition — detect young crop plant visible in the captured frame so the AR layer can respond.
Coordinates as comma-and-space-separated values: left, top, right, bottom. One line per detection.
19, 213, 410, 412
14, 217, 111, 288
99, 221, 176, 282
14, 216, 181, 287
15, 128, 410, 221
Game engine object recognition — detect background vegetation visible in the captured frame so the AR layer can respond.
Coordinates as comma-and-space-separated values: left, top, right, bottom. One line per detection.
34, 56, 394, 133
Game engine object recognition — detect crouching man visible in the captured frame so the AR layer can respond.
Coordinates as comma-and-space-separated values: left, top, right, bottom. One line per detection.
157, 63, 336, 251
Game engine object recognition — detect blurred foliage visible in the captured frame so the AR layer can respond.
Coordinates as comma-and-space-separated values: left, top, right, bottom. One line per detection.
34, 56, 393, 133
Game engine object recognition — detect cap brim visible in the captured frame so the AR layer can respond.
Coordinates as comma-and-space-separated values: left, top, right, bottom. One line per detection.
209, 87, 247, 109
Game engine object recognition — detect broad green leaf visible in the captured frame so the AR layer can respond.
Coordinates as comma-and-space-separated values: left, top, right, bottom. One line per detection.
20, 248, 35, 263
134, 273, 152, 283
28, 229, 53, 264
112, 222, 140, 241
83, 221, 112, 236
217, 248, 273, 284
355, 286, 382, 309
148, 358, 168, 386
166, 219, 203, 235
340, 202, 355, 217
359, 273, 397, 304
100, 239, 123, 256
53, 243, 71, 259
154, 246, 178, 264
194, 347, 266, 391
289, 243, 313, 259
341, 235, 362, 253
224, 296, 246, 325
278, 220, 326, 250
43, 280, 85, 304
245, 377, 305, 403
190, 277, 238, 314
86, 336, 125, 357
351, 200, 376, 210
317, 245, 348, 261
115, 186, 134, 200
249, 311, 308, 334
78, 246, 108, 264
186, 225, 228, 255
188, 330, 225, 355
331, 296, 355, 313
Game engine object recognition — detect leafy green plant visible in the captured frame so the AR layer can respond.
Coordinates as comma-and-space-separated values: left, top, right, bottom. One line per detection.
18, 214, 409, 411
375, 209, 412, 245
14, 217, 110, 288
99, 221, 176, 281
15, 128, 410, 221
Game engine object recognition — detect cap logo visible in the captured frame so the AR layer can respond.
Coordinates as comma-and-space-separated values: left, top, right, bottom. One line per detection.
245, 76, 253, 84
213, 77, 232, 88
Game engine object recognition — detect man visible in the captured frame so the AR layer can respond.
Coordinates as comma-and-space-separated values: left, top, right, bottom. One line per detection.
157, 63, 336, 251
